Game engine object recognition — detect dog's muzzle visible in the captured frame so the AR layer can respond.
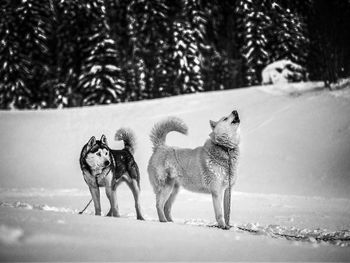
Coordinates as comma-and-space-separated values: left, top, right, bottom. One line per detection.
231, 110, 240, 124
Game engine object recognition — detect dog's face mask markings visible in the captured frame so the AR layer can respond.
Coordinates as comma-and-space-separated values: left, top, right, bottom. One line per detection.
84, 134, 112, 171
85, 148, 111, 171
209, 110, 241, 147
85, 134, 111, 173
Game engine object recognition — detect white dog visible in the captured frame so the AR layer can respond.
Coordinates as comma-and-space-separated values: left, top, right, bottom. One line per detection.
148, 110, 240, 229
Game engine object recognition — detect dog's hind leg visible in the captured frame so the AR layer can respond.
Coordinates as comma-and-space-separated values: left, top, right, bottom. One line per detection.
156, 177, 175, 223
89, 186, 101, 216
127, 165, 145, 220
164, 182, 180, 222
128, 179, 145, 220
105, 186, 120, 217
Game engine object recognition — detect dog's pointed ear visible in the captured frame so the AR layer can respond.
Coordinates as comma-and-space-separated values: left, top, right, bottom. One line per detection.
85, 136, 96, 153
100, 134, 108, 146
210, 120, 217, 130
87, 136, 96, 148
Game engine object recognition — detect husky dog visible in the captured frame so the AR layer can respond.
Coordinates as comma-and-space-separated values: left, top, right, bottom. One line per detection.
80, 128, 144, 220
148, 110, 240, 229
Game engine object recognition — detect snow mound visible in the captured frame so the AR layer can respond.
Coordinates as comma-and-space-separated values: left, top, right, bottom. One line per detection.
0, 224, 23, 245
184, 218, 214, 227
238, 223, 350, 247
331, 85, 350, 99
0, 200, 154, 218
330, 78, 350, 91
0, 201, 80, 214
0, 188, 89, 197
258, 81, 325, 95
184, 218, 350, 247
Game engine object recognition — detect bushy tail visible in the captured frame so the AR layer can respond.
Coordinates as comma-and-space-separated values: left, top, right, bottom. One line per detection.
115, 128, 136, 154
150, 117, 188, 150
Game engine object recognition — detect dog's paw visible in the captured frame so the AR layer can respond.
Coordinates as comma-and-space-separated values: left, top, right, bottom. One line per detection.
107, 214, 121, 218
137, 216, 145, 221
221, 225, 231, 230
209, 224, 231, 230
114, 214, 121, 218
106, 208, 120, 217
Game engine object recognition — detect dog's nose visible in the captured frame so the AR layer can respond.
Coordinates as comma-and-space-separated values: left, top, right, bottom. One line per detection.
232, 110, 239, 119
231, 110, 240, 123
104, 160, 110, 166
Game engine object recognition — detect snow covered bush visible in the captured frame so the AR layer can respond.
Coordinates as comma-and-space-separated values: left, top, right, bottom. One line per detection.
261, 60, 307, 85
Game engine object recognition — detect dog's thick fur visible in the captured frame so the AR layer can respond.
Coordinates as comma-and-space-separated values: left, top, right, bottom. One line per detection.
80, 128, 144, 220
148, 111, 240, 229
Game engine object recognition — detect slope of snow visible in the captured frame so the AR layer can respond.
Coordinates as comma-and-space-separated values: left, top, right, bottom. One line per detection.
1, 83, 350, 261
1, 83, 350, 198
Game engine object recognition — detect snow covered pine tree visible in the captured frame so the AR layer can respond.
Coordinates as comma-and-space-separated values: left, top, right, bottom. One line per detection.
0, 0, 51, 109
77, 0, 125, 106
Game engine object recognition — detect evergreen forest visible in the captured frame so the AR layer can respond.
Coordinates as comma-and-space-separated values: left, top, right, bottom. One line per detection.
0, 0, 349, 109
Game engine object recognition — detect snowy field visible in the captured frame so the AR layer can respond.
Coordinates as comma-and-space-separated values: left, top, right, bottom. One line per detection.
1, 83, 350, 261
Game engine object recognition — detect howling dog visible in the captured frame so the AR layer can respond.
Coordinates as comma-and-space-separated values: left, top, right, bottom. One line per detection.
79, 128, 144, 220
148, 110, 240, 229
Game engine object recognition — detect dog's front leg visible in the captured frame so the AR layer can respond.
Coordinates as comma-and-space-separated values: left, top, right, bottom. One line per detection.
224, 187, 232, 227
211, 190, 227, 229
89, 186, 101, 216
105, 186, 120, 217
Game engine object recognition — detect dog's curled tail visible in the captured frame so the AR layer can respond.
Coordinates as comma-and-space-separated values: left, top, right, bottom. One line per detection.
150, 117, 188, 149
115, 128, 136, 154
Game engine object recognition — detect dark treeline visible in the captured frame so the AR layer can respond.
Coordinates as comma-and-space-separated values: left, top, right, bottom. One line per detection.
0, 0, 349, 109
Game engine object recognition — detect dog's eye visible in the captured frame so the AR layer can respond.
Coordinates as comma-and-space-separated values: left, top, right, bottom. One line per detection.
105, 151, 109, 156
90, 147, 98, 153
97, 152, 101, 157
223, 117, 228, 121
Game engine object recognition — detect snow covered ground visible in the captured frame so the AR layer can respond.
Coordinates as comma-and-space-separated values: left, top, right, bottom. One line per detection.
0, 83, 350, 261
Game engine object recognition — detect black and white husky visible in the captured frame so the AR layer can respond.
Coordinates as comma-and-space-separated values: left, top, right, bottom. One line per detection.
79, 128, 144, 220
